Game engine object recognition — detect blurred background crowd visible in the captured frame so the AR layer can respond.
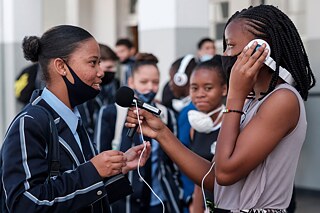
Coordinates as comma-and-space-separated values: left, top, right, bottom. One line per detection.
0, 0, 319, 212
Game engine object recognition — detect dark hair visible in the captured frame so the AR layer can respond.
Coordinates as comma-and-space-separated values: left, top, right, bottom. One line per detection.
115, 38, 134, 49
197, 37, 215, 50
22, 25, 93, 81
170, 55, 197, 80
132, 53, 159, 75
194, 55, 226, 85
99, 43, 119, 61
223, 5, 315, 100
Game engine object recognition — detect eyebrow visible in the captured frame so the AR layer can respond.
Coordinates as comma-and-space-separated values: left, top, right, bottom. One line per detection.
88, 56, 100, 60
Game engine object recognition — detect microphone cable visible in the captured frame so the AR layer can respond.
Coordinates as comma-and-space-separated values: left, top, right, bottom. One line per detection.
201, 106, 223, 211
133, 99, 165, 213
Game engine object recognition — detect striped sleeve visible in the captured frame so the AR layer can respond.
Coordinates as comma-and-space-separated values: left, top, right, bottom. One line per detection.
1, 109, 107, 212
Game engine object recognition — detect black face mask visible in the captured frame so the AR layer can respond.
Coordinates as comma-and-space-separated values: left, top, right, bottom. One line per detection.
101, 72, 115, 86
62, 63, 100, 108
121, 57, 134, 64
221, 55, 238, 82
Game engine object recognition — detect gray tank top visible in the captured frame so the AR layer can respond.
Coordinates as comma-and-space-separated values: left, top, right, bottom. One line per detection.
214, 84, 307, 210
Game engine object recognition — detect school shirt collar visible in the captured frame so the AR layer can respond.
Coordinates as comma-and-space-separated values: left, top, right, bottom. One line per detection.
41, 87, 80, 135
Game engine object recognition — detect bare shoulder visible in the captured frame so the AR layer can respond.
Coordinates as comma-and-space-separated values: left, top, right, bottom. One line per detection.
261, 87, 299, 110
258, 87, 300, 131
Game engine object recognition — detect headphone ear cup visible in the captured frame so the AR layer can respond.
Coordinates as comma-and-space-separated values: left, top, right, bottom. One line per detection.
173, 54, 194, 87
246, 39, 271, 59
174, 72, 188, 86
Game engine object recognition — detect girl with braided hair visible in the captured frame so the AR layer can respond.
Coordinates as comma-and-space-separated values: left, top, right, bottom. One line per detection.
125, 5, 315, 213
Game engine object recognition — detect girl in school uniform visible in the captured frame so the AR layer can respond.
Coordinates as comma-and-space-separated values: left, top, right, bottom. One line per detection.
0, 25, 150, 213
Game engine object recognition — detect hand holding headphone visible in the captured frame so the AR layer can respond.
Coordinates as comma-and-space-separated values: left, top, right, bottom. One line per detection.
246, 39, 295, 85
173, 54, 195, 87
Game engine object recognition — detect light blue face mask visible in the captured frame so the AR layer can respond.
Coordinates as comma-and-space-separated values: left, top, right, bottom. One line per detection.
134, 90, 157, 104
199, 54, 213, 62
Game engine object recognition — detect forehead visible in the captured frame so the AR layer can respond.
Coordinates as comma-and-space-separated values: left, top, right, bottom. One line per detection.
116, 45, 130, 51
201, 41, 214, 48
191, 68, 220, 83
224, 19, 255, 44
71, 38, 99, 59
134, 64, 159, 77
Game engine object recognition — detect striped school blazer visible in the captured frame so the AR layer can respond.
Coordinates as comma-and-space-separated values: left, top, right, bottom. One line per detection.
1, 90, 129, 213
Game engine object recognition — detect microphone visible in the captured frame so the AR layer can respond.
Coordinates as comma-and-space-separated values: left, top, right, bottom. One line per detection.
115, 86, 161, 137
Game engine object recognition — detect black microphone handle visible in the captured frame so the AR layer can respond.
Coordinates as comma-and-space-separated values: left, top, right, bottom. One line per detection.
126, 125, 138, 138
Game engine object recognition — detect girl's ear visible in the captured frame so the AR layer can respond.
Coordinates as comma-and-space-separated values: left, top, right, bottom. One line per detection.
222, 83, 228, 97
53, 58, 67, 76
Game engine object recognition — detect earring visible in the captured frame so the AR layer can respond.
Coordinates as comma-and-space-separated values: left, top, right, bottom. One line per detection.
63, 71, 66, 75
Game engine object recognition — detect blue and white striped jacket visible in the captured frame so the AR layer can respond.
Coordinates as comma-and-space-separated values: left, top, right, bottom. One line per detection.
0, 91, 123, 212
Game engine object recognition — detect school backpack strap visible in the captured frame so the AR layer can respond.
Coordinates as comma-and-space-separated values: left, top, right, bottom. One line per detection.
31, 104, 60, 178
29, 89, 60, 176
0, 102, 60, 212
111, 103, 128, 150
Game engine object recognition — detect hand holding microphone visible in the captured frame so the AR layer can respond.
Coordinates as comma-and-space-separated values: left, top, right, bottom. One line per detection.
115, 86, 161, 138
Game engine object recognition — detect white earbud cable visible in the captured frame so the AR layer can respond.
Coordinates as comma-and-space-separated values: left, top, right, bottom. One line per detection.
133, 100, 165, 213
201, 161, 215, 213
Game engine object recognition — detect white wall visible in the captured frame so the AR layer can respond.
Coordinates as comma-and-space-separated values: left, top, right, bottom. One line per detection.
0, 0, 42, 142
138, 0, 210, 98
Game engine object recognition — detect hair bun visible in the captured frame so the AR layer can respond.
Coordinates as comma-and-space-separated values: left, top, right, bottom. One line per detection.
22, 36, 41, 62
135, 53, 158, 64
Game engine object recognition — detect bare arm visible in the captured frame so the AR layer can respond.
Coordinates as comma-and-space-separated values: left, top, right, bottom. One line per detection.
215, 41, 300, 185
215, 89, 299, 185
126, 108, 215, 191
191, 185, 205, 213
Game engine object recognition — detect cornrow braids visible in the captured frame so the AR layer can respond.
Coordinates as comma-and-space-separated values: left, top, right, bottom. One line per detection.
224, 5, 316, 100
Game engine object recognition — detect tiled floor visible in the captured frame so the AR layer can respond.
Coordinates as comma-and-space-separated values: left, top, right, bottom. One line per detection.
295, 188, 320, 213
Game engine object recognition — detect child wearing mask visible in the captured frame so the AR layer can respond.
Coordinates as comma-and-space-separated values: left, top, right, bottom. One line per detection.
187, 57, 227, 212
196, 37, 216, 63
0, 25, 149, 213
95, 53, 182, 213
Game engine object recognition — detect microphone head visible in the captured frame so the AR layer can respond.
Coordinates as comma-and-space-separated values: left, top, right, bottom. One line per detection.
115, 86, 134, 107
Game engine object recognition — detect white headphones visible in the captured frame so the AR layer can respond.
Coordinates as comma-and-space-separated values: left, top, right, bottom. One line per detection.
173, 54, 194, 87
246, 39, 295, 85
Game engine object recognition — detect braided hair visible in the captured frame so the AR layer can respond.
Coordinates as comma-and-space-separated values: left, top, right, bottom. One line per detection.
223, 5, 315, 100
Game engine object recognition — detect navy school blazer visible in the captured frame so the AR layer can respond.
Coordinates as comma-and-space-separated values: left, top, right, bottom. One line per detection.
1, 91, 131, 213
